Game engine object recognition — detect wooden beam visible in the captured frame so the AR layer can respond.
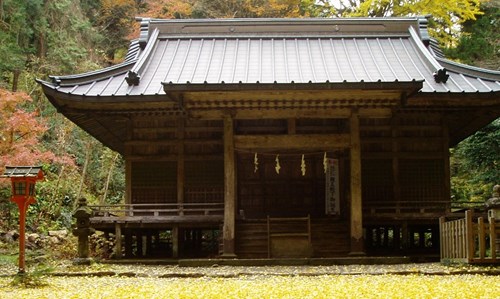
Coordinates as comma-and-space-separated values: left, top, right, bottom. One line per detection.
127, 154, 223, 161
222, 113, 237, 257
125, 139, 222, 146
349, 109, 365, 255
189, 108, 392, 120
234, 134, 350, 150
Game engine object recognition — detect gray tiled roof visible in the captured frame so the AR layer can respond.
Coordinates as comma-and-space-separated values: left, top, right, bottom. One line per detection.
1, 166, 44, 178
40, 18, 500, 97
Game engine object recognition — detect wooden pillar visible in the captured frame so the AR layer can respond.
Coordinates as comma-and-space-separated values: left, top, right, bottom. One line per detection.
172, 226, 179, 258
401, 221, 408, 251
349, 109, 365, 255
146, 234, 152, 256
114, 223, 122, 259
391, 116, 400, 211
222, 114, 237, 257
103, 232, 110, 255
125, 160, 132, 204
125, 233, 133, 257
136, 233, 144, 257
442, 122, 451, 212
177, 118, 185, 206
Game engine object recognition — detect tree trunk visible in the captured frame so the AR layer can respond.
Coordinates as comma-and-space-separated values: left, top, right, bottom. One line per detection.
52, 165, 65, 211
0, 0, 4, 21
12, 70, 20, 92
100, 152, 119, 205
76, 140, 93, 207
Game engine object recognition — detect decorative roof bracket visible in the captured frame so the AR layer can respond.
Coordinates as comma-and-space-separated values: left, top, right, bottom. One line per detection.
125, 71, 141, 86
433, 68, 449, 83
51, 76, 61, 86
138, 18, 151, 49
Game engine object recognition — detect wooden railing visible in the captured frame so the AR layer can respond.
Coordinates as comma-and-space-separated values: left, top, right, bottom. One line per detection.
439, 210, 498, 264
364, 201, 485, 216
89, 203, 224, 218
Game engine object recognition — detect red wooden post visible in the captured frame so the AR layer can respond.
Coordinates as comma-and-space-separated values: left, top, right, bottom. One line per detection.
1, 166, 44, 274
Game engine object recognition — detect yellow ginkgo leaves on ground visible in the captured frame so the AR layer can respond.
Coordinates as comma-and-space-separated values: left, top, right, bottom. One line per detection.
1, 274, 498, 299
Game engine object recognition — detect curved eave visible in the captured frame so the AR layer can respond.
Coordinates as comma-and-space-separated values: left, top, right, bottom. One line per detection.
435, 57, 500, 82
38, 80, 176, 111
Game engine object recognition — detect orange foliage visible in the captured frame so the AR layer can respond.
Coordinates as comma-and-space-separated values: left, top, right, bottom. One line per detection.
246, 0, 303, 17
142, 0, 193, 19
128, 0, 193, 40
0, 88, 73, 176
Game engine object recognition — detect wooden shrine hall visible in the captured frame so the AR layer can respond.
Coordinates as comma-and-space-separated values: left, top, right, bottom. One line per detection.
38, 17, 500, 259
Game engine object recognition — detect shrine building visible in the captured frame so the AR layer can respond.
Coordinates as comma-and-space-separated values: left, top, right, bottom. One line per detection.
38, 17, 500, 259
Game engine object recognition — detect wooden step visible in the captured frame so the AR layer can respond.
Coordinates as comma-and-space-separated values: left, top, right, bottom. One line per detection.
235, 218, 351, 258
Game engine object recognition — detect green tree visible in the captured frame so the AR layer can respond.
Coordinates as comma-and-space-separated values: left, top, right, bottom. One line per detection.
445, 1, 499, 69
97, 0, 137, 62
332, 0, 482, 47
451, 119, 500, 202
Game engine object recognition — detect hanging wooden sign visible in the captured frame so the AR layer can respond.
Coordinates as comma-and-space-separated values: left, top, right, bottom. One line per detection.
325, 159, 340, 215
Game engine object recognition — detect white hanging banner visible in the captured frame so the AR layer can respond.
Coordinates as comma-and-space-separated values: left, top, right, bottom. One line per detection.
254, 153, 259, 173
275, 154, 281, 174
325, 158, 340, 215
301, 154, 306, 176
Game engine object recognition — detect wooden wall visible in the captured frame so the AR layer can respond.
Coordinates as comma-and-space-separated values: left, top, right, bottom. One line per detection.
237, 152, 329, 218
128, 112, 450, 220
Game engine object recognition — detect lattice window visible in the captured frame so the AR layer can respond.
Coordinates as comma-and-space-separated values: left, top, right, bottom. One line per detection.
185, 160, 224, 203
131, 161, 177, 204
400, 159, 445, 202
362, 159, 394, 203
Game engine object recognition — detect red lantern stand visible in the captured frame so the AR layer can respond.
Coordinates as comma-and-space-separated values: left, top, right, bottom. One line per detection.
1, 166, 44, 274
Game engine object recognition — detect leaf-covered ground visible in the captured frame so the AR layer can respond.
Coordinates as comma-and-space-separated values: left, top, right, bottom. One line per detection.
0, 262, 498, 298
0, 274, 498, 299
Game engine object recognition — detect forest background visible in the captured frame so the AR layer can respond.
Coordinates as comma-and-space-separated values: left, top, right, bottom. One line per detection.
0, 0, 498, 233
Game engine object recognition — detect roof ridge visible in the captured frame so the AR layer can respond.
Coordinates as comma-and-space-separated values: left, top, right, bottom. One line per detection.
47, 60, 135, 87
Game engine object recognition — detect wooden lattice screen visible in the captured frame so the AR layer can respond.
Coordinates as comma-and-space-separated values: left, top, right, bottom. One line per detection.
131, 161, 177, 204
185, 160, 224, 203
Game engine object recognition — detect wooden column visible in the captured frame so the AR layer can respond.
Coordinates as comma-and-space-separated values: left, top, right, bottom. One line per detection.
442, 121, 451, 211
172, 226, 179, 258
125, 233, 133, 257
349, 109, 365, 255
137, 233, 144, 257
222, 114, 237, 257
125, 160, 132, 204
114, 223, 122, 259
177, 118, 185, 206
391, 116, 400, 212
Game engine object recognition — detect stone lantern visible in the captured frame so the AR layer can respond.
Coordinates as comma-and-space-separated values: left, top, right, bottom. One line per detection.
485, 185, 499, 257
72, 197, 95, 264
1, 166, 44, 274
